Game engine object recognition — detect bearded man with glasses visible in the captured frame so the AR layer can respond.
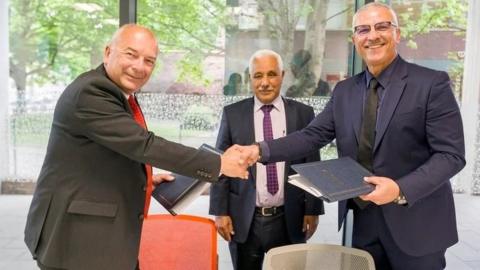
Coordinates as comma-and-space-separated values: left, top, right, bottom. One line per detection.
236, 2, 465, 269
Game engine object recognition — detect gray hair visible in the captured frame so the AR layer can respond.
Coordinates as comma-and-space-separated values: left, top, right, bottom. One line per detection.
352, 2, 399, 31
248, 49, 284, 76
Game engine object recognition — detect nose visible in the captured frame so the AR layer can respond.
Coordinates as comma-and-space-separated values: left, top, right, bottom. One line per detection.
260, 76, 269, 87
366, 28, 381, 40
131, 58, 147, 73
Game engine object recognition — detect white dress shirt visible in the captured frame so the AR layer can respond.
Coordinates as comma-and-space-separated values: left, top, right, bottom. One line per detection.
254, 95, 286, 207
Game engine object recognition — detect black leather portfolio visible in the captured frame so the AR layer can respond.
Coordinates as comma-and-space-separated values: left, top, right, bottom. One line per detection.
289, 157, 374, 202
151, 144, 222, 215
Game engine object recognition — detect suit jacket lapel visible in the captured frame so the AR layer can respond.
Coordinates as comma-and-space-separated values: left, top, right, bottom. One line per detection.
351, 74, 365, 145
283, 98, 296, 180
284, 98, 297, 135
373, 58, 408, 152
243, 98, 256, 184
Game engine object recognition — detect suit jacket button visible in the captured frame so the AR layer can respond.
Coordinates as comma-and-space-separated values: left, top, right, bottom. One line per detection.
139, 214, 144, 220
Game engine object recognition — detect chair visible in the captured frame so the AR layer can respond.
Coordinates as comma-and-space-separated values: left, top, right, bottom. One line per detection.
264, 243, 375, 270
138, 214, 217, 270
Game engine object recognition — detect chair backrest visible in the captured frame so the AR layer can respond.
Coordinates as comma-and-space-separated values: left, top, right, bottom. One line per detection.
138, 214, 217, 270
264, 243, 375, 270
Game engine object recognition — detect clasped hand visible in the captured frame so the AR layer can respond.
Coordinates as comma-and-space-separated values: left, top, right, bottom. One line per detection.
220, 144, 261, 179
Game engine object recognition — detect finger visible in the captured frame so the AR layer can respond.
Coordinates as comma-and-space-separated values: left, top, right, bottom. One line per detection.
152, 174, 175, 184
306, 229, 313, 240
222, 227, 232, 241
219, 231, 228, 241
364, 176, 381, 185
161, 174, 175, 181
227, 222, 234, 235
218, 227, 227, 239
359, 194, 371, 201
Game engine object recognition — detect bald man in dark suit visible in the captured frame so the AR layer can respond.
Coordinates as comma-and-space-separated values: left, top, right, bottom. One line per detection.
24, 24, 248, 270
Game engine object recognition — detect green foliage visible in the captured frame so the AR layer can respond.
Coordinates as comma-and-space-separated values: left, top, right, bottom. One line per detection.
398, 0, 467, 47
9, 0, 228, 90
388, 0, 468, 98
138, 0, 227, 85
9, 0, 118, 88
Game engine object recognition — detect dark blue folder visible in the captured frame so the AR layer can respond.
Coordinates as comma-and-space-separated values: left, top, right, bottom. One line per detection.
290, 157, 374, 202
151, 144, 222, 215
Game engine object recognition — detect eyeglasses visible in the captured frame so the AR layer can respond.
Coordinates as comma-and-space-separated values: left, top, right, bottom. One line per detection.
353, 21, 397, 36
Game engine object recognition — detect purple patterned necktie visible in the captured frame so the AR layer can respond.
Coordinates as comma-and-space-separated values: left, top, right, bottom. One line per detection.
261, 104, 279, 195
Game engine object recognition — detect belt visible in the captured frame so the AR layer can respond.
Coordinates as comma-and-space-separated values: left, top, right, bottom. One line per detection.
255, 206, 284, 217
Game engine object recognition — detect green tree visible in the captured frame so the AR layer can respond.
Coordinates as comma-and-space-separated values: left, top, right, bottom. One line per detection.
9, 0, 228, 107
9, 0, 117, 111
392, 0, 467, 98
138, 0, 228, 86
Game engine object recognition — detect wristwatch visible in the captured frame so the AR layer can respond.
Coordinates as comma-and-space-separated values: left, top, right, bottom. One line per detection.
393, 191, 407, 205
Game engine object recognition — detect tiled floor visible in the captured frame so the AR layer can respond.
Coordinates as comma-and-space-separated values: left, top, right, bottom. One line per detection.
0, 194, 479, 269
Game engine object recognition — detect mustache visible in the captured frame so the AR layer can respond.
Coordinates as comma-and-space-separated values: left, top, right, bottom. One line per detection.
257, 87, 274, 91
366, 39, 383, 47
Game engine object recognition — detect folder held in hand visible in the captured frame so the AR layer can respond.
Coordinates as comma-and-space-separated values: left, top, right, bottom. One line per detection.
151, 144, 222, 215
289, 157, 374, 203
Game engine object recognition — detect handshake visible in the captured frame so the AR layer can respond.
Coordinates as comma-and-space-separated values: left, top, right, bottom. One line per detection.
219, 144, 262, 179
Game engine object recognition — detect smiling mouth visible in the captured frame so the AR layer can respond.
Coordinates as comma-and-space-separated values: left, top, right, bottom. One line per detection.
366, 43, 384, 49
127, 74, 144, 80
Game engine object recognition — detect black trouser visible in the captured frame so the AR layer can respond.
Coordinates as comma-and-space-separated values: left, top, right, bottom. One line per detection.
37, 261, 65, 270
229, 208, 291, 270
352, 204, 446, 270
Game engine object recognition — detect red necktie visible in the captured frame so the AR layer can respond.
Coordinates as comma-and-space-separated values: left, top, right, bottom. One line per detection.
128, 95, 153, 216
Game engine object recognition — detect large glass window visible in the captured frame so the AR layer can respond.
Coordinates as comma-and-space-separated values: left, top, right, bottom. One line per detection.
7, 0, 119, 179
137, 0, 356, 161
387, 0, 467, 100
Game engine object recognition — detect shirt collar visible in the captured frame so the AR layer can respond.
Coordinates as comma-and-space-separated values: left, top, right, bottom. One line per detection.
254, 94, 283, 113
365, 54, 400, 89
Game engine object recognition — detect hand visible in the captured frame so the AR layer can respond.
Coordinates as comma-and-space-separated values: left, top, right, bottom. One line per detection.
359, 176, 400, 205
235, 144, 261, 166
215, 216, 235, 241
303, 215, 319, 240
152, 173, 175, 190
220, 144, 250, 179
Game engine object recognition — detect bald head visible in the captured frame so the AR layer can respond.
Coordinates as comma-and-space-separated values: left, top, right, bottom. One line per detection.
108, 24, 158, 53
103, 24, 159, 94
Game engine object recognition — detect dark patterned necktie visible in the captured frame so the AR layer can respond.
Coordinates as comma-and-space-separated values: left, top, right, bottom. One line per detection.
357, 78, 379, 172
128, 95, 153, 216
261, 105, 279, 195
355, 78, 379, 209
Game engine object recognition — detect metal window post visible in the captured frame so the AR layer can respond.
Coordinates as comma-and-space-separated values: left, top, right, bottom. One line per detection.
0, 0, 10, 183
119, 0, 137, 26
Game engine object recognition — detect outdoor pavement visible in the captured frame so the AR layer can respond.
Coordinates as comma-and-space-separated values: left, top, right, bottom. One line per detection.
0, 193, 479, 270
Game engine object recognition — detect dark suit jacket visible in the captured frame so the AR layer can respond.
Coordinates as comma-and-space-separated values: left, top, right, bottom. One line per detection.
209, 97, 324, 244
264, 57, 465, 256
24, 65, 221, 270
